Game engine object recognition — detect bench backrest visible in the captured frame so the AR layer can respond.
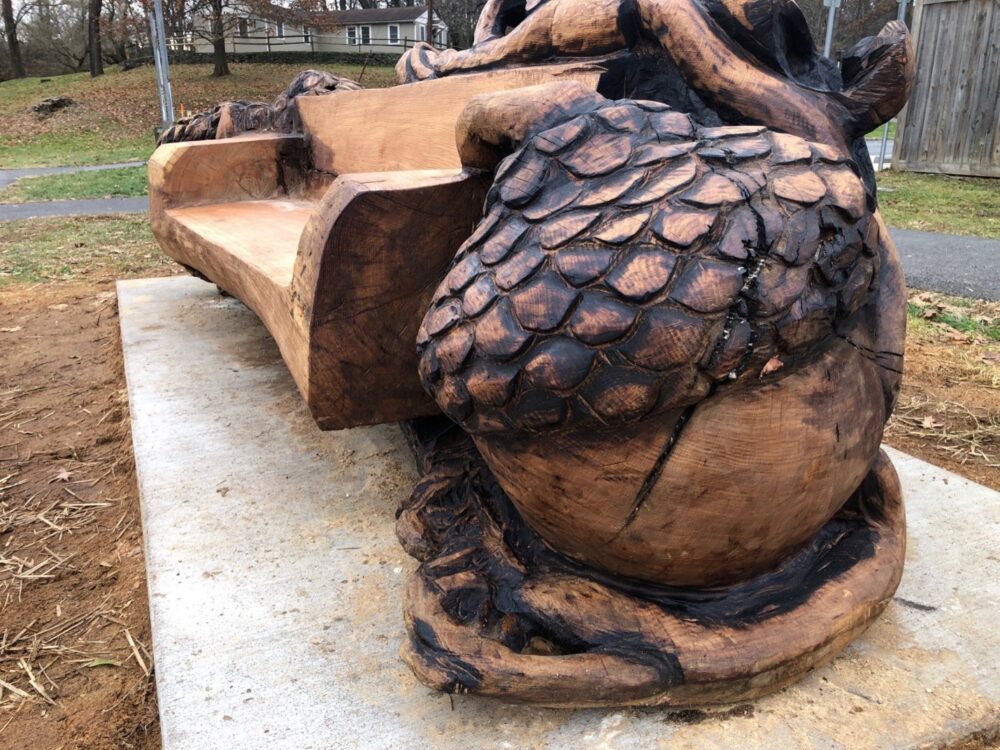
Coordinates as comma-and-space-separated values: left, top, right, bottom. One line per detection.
296, 63, 605, 175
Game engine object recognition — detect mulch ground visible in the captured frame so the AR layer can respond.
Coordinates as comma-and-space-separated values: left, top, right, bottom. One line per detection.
0, 272, 996, 750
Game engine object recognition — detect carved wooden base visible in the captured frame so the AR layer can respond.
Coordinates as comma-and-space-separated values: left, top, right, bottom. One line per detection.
396, 418, 905, 708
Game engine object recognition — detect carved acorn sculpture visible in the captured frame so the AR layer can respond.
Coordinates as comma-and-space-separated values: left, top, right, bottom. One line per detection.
399, 0, 913, 708
417, 89, 891, 587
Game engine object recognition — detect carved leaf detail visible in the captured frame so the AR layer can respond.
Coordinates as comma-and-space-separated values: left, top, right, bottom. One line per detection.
555, 247, 616, 286
651, 208, 718, 247
619, 161, 697, 206
773, 170, 828, 204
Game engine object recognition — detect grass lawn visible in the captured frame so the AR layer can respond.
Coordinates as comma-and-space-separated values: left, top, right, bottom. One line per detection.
0, 63, 397, 168
0, 215, 172, 286
0, 131, 155, 168
0, 165, 148, 202
876, 170, 1000, 239
887, 290, 999, 487
908, 292, 1000, 343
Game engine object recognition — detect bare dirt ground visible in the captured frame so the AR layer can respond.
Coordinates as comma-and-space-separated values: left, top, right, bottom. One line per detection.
0, 276, 174, 750
886, 292, 1000, 489
0, 259, 996, 749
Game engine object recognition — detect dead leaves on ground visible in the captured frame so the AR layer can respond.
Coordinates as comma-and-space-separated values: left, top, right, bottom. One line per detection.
884, 290, 1000, 485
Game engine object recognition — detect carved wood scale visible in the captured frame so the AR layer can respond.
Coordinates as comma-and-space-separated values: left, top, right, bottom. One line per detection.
400, 0, 914, 705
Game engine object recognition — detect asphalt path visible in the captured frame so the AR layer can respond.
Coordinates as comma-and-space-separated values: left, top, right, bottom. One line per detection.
0, 166, 995, 300
0, 162, 150, 220
865, 139, 894, 164
0, 162, 147, 191
889, 228, 1000, 300
0, 196, 149, 220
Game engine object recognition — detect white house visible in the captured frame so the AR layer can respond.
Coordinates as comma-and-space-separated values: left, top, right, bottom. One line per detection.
320, 5, 449, 53
175, 4, 449, 57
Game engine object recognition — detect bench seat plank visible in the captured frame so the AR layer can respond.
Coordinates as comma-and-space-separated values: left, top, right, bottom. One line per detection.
167, 200, 312, 288
148, 66, 607, 430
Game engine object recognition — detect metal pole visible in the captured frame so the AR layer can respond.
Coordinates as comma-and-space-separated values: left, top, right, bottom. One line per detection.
878, 0, 909, 171
149, 14, 168, 127
152, 0, 174, 126
822, 0, 839, 58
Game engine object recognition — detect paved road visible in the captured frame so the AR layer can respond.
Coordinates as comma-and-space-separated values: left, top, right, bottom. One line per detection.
889, 228, 1000, 300
0, 190, 995, 301
865, 139, 894, 163
0, 196, 149, 220
0, 161, 146, 191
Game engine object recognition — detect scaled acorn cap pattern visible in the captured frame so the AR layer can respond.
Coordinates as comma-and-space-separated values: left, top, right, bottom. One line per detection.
417, 99, 878, 434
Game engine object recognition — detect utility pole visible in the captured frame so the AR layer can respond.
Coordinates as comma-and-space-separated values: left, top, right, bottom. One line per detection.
822, 0, 839, 58
149, 0, 174, 132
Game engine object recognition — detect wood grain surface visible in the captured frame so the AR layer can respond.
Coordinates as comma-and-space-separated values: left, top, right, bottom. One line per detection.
150, 67, 607, 429
298, 63, 605, 174
147, 0, 917, 706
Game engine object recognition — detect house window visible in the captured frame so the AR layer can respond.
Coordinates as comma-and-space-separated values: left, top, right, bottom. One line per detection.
347, 26, 357, 44
238, 18, 248, 38
360, 25, 371, 45
388, 24, 400, 44
276, 21, 284, 38
303, 26, 310, 43
417, 24, 425, 41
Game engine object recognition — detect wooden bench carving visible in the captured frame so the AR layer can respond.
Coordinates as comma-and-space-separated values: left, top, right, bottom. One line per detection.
148, 0, 916, 709
149, 64, 605, 428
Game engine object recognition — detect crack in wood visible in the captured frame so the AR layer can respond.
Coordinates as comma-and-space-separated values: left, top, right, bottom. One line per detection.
609, 403, 697, 541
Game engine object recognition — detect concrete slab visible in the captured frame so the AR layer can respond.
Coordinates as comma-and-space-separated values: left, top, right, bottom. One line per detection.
119, 275, 1000, 750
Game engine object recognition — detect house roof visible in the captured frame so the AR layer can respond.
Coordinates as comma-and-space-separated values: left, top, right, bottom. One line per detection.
317, 5, 432, 25
254, 3, 443, 30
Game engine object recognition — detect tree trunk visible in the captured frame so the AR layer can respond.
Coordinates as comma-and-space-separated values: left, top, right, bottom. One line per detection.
88, 0, 104, 77
211, 0, 229, 77
1, 0, 26, 79
212, 36, 230, 76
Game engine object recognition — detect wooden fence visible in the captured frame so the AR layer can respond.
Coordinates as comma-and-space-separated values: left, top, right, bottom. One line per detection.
892, 0, 1000, 177
165, 32, 447, 58
894, 0, 1000, 177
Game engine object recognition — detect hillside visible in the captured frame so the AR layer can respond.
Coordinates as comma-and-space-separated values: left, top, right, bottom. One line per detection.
0, 62, 398, 168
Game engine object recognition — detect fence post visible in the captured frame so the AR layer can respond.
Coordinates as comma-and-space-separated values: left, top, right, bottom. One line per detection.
877, 0, 909, 172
